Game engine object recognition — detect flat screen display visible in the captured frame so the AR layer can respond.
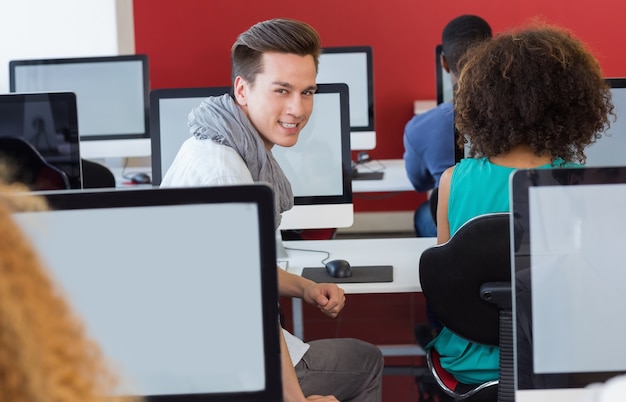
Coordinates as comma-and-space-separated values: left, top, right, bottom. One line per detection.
511, 167, 626, 400
9, 55, 149, 141
12, 185, 281, 401
151, 84, 353, 231
584, 78, 626, 167
317, 46, 375, 150
435, 44, 453, 105
0, 92, 81, 188
149, 87, 231, 185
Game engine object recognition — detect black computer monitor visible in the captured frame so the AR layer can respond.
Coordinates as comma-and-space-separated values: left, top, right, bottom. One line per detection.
435, 44, 453, 105
149, 86, 231, 185
150, 84, 354, 231
317, 46, 375, 151
511, 167, 626, 400
0, 92, 82, 188
584, 78, 626, 166
9, 55, 150, 159
12, 185, 282, 402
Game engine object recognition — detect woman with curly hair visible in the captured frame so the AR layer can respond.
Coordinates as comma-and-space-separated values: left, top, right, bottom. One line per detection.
430, 23, 614, 384
0, 182, 139, 402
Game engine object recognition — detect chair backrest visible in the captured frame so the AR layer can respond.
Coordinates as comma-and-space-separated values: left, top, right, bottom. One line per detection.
419, 212, 511, 346
81, 158, 116, 188
0, 137, 70, 190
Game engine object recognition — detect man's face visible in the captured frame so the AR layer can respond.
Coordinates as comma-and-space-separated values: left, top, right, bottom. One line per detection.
234, 51, 317, 150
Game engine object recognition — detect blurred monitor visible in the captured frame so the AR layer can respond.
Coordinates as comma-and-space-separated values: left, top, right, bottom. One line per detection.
317, 46, 375, 151
150, 84, 353, 231
511, 167, 626, 401
0, 92, 82, 188
12, 185, 282, 402
9, 55, 150, 159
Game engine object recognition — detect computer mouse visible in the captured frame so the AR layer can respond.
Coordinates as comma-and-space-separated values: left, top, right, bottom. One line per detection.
325, 259, 352, 278
130, 172, 151, 185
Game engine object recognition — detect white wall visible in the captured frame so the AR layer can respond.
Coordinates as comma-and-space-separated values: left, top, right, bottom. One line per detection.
0, 0, 134, 93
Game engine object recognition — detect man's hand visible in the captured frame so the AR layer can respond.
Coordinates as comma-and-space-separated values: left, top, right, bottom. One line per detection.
302, 282, 346, 318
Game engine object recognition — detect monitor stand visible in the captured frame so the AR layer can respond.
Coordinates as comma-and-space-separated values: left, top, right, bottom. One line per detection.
275, 229, 289, 261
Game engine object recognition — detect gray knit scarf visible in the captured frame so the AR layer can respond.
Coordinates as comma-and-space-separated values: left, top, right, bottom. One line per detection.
188, 93, 294, 229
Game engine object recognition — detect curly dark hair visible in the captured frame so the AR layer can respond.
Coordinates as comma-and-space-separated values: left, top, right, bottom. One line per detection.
454, 23, 614, 163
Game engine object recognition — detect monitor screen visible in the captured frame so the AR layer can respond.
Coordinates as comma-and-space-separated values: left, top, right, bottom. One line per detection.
435, 44, 453, 105
584, 78, 626, 167
0, 92, 82, 188
149, 86, 231, 185
511, 167, 626, 401
317, 46, 375, 150
12, 185, 282, 402
150, 84, 354, 231
9, 55, 150, 159
273, 83, 353, 230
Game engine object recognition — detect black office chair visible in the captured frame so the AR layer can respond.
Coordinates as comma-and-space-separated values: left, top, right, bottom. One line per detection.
0, 137, 70, 191
81, 158, 116, 188
418, 213, 514, 402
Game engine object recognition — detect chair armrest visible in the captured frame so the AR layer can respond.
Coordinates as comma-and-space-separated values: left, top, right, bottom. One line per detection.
480, 282, 512, 309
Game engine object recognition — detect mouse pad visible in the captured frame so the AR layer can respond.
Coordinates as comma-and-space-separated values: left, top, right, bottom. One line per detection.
301, 265, 393, 283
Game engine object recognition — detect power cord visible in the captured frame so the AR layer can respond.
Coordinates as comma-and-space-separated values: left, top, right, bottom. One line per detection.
284, 245, 331, 265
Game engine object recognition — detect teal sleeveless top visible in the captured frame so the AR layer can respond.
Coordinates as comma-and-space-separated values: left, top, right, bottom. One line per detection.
428, 157, 578, 384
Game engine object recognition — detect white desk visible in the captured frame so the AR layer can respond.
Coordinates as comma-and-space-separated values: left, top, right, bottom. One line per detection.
352, 159, 413, 193
282, 237, 436, 339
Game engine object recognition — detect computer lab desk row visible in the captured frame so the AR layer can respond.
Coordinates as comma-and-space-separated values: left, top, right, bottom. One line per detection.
282, 236, 437, 362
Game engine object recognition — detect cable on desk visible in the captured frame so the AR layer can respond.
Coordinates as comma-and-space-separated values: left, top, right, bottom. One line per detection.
283, 246, 331, 265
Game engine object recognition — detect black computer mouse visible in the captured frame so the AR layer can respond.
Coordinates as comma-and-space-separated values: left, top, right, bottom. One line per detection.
130, 172, 152, 185
325, 259, 352, 278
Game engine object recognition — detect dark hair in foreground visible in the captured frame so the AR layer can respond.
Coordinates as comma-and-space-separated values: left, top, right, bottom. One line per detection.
231, 18, 321, 85
455, 23, 614, 163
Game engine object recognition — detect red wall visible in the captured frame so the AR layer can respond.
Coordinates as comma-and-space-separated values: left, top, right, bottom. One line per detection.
133, 0, 626, 211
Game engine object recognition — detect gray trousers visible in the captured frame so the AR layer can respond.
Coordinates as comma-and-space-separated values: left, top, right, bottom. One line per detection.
295, 338, 384, 401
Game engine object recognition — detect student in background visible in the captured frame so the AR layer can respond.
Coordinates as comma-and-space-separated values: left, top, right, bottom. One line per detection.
403, 15, 492, 237
0, 181, 136, 402
431, 23, 614, 384
161, 18, 383, 402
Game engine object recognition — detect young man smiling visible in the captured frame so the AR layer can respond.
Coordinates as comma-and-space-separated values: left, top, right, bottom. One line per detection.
161, 18, 384, 402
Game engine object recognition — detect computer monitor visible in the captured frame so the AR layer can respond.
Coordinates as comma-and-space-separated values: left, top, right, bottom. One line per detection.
0, 92, 82, 188
149, 86, 231, 185
584, 78, 626, 167
511, 167, 626, 401
435, 44, 453, 105
317, 46, 375, 150
150, 84, 354, 231
273, 83, 353, 231
12, 185, 282, 402
9, 55, 150, 159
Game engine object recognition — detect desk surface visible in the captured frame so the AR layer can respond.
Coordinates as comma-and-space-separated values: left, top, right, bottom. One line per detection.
352, 159, 414, 193
283, 237, 436, 293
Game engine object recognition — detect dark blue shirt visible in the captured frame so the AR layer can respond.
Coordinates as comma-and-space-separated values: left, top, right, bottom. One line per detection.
403, 101, 455, 193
